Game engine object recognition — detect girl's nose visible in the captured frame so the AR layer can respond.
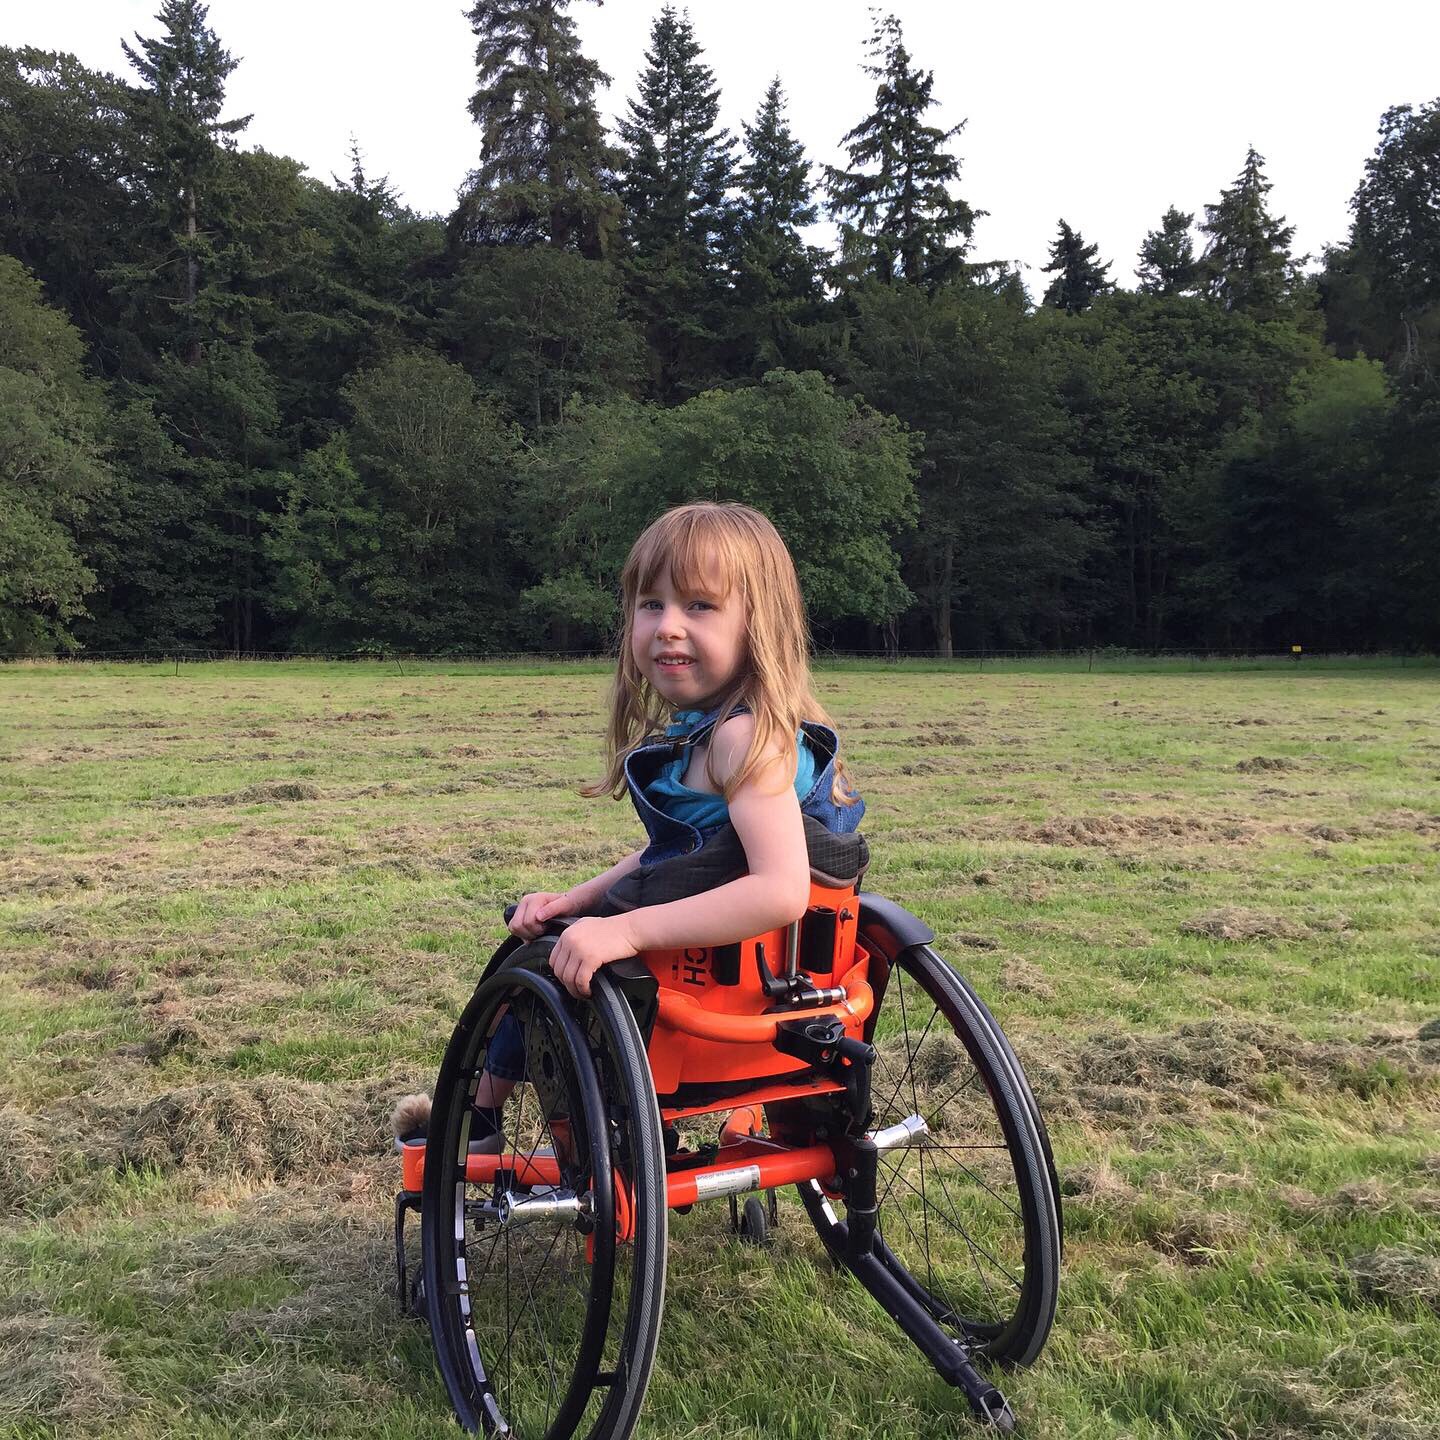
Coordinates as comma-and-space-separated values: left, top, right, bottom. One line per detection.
657, 605, 686, 637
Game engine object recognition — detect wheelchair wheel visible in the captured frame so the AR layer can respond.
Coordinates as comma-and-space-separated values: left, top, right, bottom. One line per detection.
800, 943, 1060, 1367
422, 952, 667, 1440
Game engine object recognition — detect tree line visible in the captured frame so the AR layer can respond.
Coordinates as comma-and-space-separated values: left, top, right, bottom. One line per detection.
2, 1, 1437, 657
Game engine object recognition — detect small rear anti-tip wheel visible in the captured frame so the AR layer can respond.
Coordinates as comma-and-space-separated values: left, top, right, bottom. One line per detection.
738, 1195, 770, 1246
422, 949, 666, 1440
800, 943, 1061, 1368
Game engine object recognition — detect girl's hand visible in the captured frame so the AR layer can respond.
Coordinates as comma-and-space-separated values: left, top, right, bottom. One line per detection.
547, 916, 639, 999
509, 890, 578, 940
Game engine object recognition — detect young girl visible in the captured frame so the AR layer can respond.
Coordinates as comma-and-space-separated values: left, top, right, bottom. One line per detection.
464, 501, 864, 1148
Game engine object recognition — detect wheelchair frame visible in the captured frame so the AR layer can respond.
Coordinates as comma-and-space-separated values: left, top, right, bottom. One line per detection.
395, 885, 1062, 1438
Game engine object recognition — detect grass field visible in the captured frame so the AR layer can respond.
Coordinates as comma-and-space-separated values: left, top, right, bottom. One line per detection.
1, 659, 1437, 1439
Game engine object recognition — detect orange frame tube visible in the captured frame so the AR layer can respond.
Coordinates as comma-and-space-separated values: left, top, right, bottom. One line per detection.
654, 974, 873, 1044
404, 1137, 839, 1213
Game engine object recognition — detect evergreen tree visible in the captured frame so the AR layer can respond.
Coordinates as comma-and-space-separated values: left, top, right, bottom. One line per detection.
1136, 206, 1198, 296
849, 283, 1091, 653
114, 1, 250, 365
1349, 100, 1440, 374
616, 5, 736, 399
1042, 220, 1113, 314
440, 245, 641, 431
1198, 147, 1298, 320
257, 146, 444, 450
453, 0, 621, 256
0, 49, 137, 376
825, 12, 977, 289
726, 77, 827, 375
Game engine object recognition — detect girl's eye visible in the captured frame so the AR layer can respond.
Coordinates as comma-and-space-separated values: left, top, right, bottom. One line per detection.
638, 599, 661, 611
689, 601, 714, 612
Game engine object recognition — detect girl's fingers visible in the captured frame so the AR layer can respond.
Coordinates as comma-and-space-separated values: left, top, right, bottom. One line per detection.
549, 942, 586, 999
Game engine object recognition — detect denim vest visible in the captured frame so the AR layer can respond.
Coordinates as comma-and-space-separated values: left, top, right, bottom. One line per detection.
623, 703, 865, 866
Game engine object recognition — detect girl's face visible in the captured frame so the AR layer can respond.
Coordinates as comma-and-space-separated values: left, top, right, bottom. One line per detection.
631, 567, 747, 710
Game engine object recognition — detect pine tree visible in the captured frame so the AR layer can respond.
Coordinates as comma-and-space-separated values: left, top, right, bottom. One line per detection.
1350, 101, 1440, 374
453, 0, 621, 256
825, 12, 977, 289
616, 5, 736, 399
738, 78, 817, 252
727, 76, 825, 375
1198, 147, 1298, 319
1041, 221, 1113, 314
1136, 206, 1198, 295
117, 0, 250, 364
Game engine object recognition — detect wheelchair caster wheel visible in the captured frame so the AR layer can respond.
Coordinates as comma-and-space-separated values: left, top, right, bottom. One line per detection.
738, 1195, 770, 1246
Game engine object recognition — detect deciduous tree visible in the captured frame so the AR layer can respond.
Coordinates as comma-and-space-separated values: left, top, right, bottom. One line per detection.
0, 257, 112, 652
1350, 99, 1440, 374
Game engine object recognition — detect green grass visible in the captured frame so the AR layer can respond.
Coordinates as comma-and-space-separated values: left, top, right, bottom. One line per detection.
1, 661, 1437, 1438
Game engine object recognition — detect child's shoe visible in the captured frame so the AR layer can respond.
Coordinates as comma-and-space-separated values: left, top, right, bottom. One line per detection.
391, 1093, 432, 1152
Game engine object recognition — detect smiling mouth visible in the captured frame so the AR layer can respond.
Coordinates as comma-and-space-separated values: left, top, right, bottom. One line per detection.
655, 657, 694, 668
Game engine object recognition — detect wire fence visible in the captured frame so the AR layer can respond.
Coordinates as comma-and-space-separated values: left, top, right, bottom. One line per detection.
4, 645, 1436, 672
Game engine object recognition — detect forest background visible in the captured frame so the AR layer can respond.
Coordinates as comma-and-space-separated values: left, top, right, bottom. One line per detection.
2, 0, 1439, 661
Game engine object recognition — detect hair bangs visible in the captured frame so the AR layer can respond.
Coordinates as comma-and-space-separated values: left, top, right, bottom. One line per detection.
626, 508, 739, 605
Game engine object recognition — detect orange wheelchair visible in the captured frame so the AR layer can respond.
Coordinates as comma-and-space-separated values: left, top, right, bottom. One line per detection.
395, 869, 1062, 1438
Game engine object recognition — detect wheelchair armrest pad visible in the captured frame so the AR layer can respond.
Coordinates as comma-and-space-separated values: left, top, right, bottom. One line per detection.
607, 956, 654, 983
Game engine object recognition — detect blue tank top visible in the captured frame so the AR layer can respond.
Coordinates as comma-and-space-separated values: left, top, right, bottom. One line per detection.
642, 708, 817, 832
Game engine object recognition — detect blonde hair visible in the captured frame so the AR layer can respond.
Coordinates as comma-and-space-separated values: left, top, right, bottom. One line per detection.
583, 502, 858, 806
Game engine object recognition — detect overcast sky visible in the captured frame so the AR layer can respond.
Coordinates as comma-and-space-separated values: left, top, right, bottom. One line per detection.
15, 1, 1440, 292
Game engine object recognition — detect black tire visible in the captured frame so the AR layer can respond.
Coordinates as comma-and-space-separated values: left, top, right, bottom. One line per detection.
943, 964, 1063, 1253
422, 950, 667, 1440
739, 1196, 770, 1247
800, 944, 1060, 1367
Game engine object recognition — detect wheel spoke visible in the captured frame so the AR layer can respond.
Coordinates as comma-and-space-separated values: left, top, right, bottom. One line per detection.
925, 1065, 986, 1118
815, 944, 1058, 1368
918, 1141, 1026, 1222
878, 1147, 1026, 1291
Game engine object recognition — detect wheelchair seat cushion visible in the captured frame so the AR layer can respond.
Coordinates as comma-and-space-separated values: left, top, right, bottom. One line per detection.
601, 816, 869, 913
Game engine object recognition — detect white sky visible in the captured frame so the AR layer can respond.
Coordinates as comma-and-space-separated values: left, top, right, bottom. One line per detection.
13, 1, 1440, 292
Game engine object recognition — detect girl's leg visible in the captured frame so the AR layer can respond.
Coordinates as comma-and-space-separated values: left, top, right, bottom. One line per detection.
472, 1072, 516, 1108
470, 1010, 525, 1152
